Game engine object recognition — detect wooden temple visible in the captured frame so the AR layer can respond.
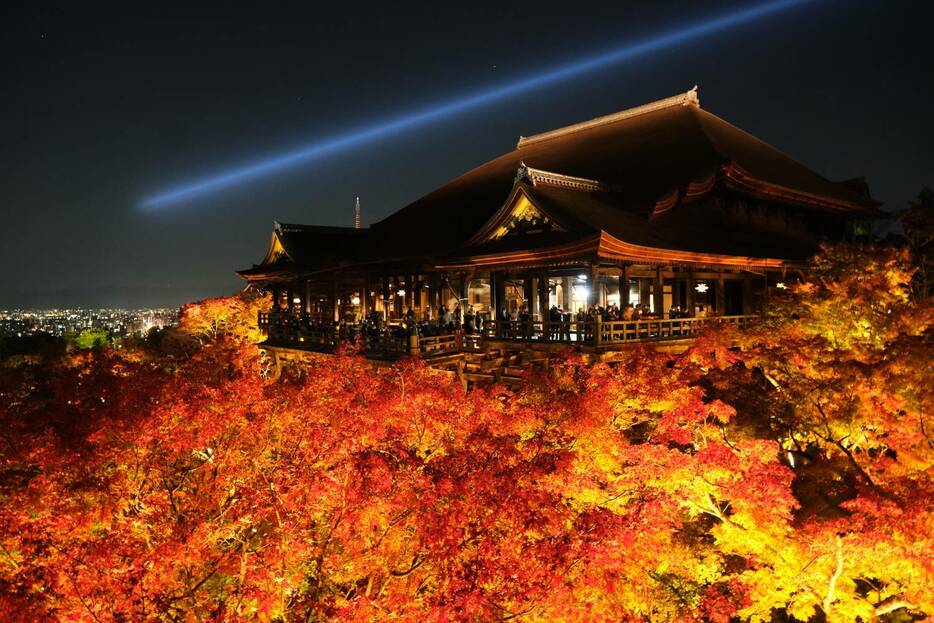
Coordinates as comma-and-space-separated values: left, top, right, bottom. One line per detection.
237, 87, 879, 362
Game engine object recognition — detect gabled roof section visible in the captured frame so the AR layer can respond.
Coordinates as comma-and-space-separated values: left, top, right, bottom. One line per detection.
467, 179, 570, 246
270, 222, 368, 266
260, 225, 291, 265
237, 221, 370, 278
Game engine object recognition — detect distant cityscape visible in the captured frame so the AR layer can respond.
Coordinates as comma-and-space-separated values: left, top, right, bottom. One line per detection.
0, 308, 179, 339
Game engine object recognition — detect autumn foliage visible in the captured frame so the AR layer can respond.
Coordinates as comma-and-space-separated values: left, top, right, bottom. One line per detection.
0, 247, 932, 622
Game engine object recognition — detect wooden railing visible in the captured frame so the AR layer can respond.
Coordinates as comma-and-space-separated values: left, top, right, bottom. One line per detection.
479, 315, 756, 345
258, 311, 757, 355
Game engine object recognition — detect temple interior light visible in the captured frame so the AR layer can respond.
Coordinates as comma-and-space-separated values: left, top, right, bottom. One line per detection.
572, 286, 590, 301
577, 274, 588, 281
351, 295, 361, 306
397, 289, 405, 296
776, 282, 787, 289
695, 283, 709, 293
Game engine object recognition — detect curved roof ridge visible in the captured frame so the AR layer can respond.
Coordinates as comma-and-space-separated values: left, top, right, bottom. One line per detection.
516, 86, 699, 149
687, 105, 879, 208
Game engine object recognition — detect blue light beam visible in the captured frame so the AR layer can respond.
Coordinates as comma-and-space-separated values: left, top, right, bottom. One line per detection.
141, 0, 812, 209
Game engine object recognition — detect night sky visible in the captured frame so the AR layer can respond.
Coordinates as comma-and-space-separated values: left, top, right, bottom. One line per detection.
2, 1, 932, 308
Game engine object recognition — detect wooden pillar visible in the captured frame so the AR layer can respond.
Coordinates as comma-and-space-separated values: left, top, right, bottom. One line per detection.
686, 270, 696, 317
589, 264, 599, 309
427, 274, 437, 319
305, 281, 312, 314
742, 275, 753, 315
271, 287, 280, 311
287, 287, 295, 313
297, 286, 306, 316
405, 276, 414, 314
620, 265, 630, 307
653, 268, 664, 317
495, 272, 507, 316
381, 273, 390, 319
639, 279, 651, 308
460, 275, 470, 309
538, 270, 549, 320
523, 273, 534, 316
361, 275, 370, 317
715, 274, 726, 315
330, 275, 338, 322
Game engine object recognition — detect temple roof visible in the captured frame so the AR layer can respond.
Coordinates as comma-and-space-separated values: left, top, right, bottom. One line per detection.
368, 87, 879, 257
240, 87, 881, 278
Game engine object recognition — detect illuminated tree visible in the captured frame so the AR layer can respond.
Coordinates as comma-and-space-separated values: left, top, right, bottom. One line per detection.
898, 186, 934, 298
0, 264, 931, 622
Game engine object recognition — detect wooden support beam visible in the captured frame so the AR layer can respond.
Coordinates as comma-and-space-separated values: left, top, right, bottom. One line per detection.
330, 275, 338, 322
361, 275, 370, 317
687, 270, 696, 316
620, 265, 630, 307
653, 268, 664, 317
459, 275, 470, 315
491, 272, 503, 316
381, 273, 390, 319
639, 279, 650, 308
405, 276, 414, 314
426, 275, 435, 319
715, 274, 726, 315
742, 276, 753, 315
538, 270, 549, 320
589, 264, 599, 309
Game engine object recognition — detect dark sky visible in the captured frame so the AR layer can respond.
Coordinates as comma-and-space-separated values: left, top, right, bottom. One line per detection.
2, 0, 932, 308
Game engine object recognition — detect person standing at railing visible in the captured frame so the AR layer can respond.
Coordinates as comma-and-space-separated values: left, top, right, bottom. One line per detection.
548, 305, 561, 341
442, 305, 453, 333
518, 304, 530, 340
499, 306, 511, 339
464, 305, 475, 335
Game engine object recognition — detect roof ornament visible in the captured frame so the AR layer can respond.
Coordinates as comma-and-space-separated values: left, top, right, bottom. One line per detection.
685, 85, 700, 107
515, 161, 530, 183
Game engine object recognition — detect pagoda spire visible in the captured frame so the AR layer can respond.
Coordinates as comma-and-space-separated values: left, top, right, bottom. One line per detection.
353, 196, 362, 229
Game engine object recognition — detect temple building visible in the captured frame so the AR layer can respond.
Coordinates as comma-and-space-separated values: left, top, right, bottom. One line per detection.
238, 87, 879, 358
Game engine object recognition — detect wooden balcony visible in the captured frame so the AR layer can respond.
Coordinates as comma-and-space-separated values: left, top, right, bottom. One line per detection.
258, 310, 756, 359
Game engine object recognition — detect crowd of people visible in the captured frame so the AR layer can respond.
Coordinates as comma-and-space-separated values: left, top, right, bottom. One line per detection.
352, 300, 712, 343
361, 303, 482, 339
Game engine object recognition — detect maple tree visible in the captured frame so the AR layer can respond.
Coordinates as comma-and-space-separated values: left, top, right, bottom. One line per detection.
0, 251, 931, 622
